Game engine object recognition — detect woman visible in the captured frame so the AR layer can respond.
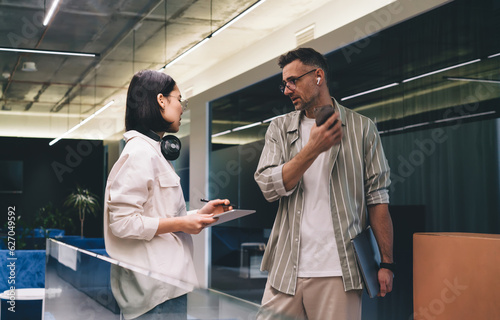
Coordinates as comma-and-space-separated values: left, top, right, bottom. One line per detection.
104, 70, 231, 319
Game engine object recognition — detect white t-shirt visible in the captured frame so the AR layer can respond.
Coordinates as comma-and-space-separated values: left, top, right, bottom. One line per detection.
297, 117, 342, 277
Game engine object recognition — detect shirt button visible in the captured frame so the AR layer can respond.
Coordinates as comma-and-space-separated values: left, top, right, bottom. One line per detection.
295, 238, 298, 242
297, 210, 301, 215
293, 265, 297, 269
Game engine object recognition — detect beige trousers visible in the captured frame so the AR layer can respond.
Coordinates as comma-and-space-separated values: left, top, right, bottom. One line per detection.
257, 277, 362, 320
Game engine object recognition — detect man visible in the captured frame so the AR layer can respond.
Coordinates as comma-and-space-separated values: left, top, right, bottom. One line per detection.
254, 47, 394, 320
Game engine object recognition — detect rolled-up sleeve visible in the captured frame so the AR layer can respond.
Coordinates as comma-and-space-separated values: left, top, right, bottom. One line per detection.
364, 121, 391, 205
254, 121, 296, 202
107, 152, 159, 241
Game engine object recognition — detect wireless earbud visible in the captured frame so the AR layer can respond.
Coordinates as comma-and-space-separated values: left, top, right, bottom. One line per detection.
317, 77, 320, 85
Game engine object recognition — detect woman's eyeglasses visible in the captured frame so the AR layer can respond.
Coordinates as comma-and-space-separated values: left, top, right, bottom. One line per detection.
167, 95, 188, 111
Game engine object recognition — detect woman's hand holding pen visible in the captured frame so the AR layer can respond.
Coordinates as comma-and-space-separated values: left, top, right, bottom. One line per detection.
198, 199, 233, 216
187, 199, 232, 232
157, 199, 233, 235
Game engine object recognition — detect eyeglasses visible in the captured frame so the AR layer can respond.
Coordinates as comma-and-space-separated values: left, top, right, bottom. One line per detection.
167, 95, 189, 111
279, 69, 317, 93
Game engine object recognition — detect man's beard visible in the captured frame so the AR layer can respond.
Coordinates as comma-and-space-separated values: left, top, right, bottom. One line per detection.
294, 99, 314, 113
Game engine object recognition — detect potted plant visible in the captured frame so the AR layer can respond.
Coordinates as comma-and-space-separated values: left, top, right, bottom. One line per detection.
64, 185, 100, 238
1, 215, 32, 250
34, 202, 76, 238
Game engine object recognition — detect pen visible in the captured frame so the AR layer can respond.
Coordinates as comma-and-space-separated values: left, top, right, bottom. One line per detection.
200, 198, 237, 207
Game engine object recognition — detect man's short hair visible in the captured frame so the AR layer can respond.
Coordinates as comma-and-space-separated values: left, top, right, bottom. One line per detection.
278, 47, 328, 78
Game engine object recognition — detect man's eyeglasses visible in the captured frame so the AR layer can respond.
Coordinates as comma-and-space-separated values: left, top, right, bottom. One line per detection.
167, 95, 189, 111
279, 69, 317, 94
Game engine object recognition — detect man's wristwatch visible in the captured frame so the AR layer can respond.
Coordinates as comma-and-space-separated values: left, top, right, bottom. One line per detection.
379, 262, 396, 273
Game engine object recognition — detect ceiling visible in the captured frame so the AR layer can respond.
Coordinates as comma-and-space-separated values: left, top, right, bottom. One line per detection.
3, 0, 492, 144
0, 0, 336, 141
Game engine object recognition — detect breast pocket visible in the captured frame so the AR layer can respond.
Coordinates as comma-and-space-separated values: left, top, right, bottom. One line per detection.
158, 171, 180, 188
155, 171, 185, 217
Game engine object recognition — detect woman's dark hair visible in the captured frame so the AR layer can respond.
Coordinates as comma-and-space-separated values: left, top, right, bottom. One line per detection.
125, 70, 176, 132
278, 47, 329, 79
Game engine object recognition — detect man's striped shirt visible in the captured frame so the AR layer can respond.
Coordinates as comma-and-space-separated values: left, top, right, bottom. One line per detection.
254, 99, 391, 294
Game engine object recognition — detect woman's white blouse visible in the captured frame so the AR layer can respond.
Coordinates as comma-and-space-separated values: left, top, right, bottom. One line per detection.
103, 130, 197, 319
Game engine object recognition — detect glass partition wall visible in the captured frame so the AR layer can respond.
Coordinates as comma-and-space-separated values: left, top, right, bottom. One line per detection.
208, 75, 291, 303
44, 238, 264, 320
208, 0, 500, 318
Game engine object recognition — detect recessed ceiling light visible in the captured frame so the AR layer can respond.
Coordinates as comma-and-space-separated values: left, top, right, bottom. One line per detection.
22, 62, 37, 72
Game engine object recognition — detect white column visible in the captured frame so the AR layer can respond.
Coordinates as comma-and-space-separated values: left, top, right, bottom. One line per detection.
189, 99, 211, 288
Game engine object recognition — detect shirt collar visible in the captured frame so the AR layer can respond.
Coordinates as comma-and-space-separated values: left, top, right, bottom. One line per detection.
286, 97, 346, 134
123, 130, 160, 148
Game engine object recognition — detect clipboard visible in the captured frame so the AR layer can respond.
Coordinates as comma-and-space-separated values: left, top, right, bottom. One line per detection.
351, 226, 381, 298
208, 209, 256, 226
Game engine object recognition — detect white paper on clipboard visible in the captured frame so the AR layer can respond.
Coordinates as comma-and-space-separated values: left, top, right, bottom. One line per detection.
208, 209, 256, 226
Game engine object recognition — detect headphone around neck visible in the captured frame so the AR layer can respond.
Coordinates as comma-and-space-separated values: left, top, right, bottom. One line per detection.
139, 129, 181, 161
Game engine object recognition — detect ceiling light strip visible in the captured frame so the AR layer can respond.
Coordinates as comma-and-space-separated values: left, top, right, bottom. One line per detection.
211, 121, 263, 138
160, 0, 265, 71
341, 83, 399, 101
402, 59, 481, 83
263, 115, 284, 123
232, 121, 262, 132
380, 122, 431, 134
161, 38, 210, 69
212, 114, 283, 138
379, 127, 405, 134
212, 130, 232, 138
43, 0, 61, 26
341, 59, 486, 101
445, 77, 500, 84
487, 52, 500, 59
380, 111, 496, 134
433, 111, 496, 124
212, 0, 266, 37
0, 47, 99, 57
49, 100, 114, 146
